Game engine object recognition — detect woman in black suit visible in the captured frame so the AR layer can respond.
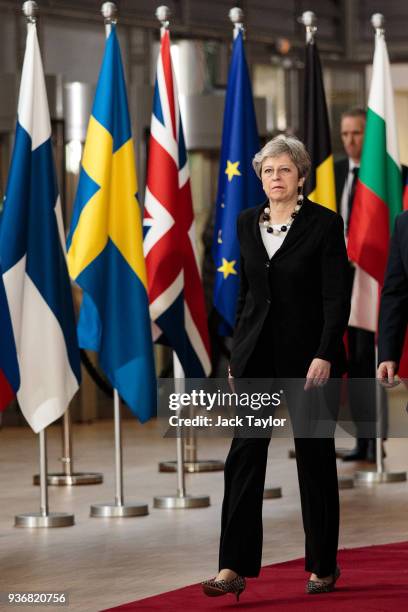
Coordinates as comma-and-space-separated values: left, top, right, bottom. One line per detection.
202, 135, 350, 601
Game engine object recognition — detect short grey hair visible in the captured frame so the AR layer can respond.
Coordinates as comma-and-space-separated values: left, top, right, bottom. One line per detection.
252, 135, 311, 179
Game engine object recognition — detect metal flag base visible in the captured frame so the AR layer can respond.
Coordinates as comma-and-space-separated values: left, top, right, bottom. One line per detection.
15, 512, 74, 528
333, 447, 350, 459
16, 427, 75, 529
338, 476, 354, 489
90, 502, 148, 518
289, 448, 348, 460
263, 486, 282, 499
158, 459, 224, 473
33, 472, 103, 486
157, 354, 211, 510
32, 409, 103, 486
153, 494, 210, 509
354, 470, 407, 485
89, 390, 149, 518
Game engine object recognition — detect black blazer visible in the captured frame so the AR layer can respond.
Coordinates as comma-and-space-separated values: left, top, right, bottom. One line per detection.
334, 158, 349, 208
229, 198, 350, 377
378, 211, 408, 368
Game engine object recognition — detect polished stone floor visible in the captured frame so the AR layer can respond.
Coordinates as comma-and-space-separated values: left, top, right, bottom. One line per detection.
1, 396, 407, 611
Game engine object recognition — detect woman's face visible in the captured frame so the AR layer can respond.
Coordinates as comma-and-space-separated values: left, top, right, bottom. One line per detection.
260, 154, 304, 204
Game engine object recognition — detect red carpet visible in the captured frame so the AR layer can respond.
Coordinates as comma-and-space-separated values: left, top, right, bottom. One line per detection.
102, 541, 408, 611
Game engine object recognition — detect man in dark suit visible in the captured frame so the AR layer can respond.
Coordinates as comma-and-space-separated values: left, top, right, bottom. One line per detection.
334, 108, 379, 462
377, 212, 408, 382
334, 108, 365, 234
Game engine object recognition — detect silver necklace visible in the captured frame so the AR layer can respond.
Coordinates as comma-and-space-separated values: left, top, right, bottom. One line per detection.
262, 194, 303, 235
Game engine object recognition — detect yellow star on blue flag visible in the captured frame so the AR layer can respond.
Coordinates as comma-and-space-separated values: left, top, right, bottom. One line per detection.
225, 160, 241, 182
212, 31, 265, 335
217, 258, 237, 279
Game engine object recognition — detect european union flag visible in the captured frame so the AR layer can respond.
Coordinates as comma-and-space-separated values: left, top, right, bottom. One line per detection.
66, 26, 156, 422
212, 31, 264, 334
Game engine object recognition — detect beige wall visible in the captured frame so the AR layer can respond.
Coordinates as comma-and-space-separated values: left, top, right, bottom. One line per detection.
395, 91, 408, 166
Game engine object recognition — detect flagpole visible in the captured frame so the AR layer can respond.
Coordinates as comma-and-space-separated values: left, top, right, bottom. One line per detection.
299, 10, 361, 471
32, 0, 105, 490
298, 9, 356, 489
33, 409, 103, 486
154, 351, 210, 509
90, 1, 149, 518
355, 349, 406, 484
229, 6, 244, 39
353, 21, 407, 484
16, 427, 75, 527
354, 14, 405, 486
299, 10, 317, 43
12, 1, 76, 528
150, 7, 209, 509
14, 1, 75, 529
174, 354, 186, 498
158, 7, 249, 479
231, 6, 282, 500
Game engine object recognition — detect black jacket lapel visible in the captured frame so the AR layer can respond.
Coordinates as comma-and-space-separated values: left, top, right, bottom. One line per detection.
271, 198, 312, 260
252, 198, 313, 261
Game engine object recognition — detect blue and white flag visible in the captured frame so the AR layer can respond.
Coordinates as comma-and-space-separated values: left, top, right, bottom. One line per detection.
0, 22, 81, 432
212, 31, 264, 334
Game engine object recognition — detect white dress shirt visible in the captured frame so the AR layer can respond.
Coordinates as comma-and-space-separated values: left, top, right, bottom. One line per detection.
260, 223, 291, 259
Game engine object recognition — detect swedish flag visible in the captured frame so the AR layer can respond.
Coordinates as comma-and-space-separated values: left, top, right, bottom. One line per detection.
67, 26, 156, 422
212, 31, 264, 334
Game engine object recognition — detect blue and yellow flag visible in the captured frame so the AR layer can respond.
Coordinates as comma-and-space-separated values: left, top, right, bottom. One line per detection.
212, 31, 265, 334
67, 26, 156, 422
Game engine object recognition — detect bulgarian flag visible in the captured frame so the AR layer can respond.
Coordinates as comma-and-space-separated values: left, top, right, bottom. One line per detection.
348, 27, 402, 333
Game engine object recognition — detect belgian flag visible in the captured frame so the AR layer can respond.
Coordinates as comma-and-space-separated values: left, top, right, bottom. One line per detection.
303, 39, 336, 211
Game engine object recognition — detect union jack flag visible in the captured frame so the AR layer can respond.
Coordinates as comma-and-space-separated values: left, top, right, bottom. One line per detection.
143, 28, 211, 377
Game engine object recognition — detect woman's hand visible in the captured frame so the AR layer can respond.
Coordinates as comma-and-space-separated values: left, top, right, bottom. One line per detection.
304, 358, 331, 390
377, 361, 398, 387
227, 365, 236, 393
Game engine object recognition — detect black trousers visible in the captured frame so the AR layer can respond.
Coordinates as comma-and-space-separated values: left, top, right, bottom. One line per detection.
348, 326, 375, 435
347, 265, 388, 440
219, 436, 339, 578
219, 334, 339, 578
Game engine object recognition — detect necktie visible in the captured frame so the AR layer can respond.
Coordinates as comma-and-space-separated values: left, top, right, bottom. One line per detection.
347, 166, 359, 231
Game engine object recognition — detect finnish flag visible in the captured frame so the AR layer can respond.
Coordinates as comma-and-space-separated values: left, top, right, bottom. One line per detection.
0, 22, 81, 432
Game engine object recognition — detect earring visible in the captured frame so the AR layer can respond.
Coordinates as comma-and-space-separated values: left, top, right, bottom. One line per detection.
297, 185, 304, 204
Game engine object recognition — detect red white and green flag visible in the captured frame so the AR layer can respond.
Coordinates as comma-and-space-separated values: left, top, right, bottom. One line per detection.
347, 28, 402, 333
